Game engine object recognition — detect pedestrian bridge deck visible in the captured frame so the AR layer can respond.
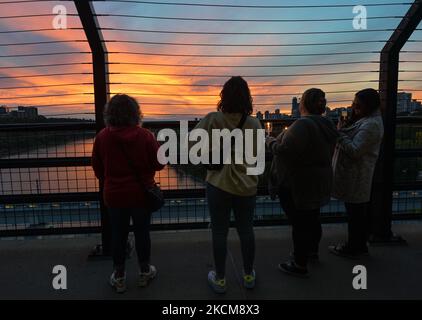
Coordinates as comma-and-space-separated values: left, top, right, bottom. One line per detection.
1, 222, 421, 300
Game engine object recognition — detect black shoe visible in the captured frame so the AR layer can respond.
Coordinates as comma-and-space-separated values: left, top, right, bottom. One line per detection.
328, 243, 369, 259
278, 260, 309, 278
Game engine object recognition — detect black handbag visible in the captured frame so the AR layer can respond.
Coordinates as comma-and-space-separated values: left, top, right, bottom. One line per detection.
117, 140, 164, 212
143, 183, 165, 213
204, 113, 248, 171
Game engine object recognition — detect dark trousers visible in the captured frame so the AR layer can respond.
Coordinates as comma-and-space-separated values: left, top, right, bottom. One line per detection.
206, 183, 256, 278
345, 202, 369, 251
278, 187, 322, 267
108, 208, 151, 272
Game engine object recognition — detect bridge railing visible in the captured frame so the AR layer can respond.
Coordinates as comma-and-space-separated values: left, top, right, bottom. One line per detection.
1, 117, 421, 237
1, 1, 422, 251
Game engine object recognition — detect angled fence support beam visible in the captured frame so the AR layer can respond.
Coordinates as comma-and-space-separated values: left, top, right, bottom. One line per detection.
74, 0, 111, 255
372, 0, 422, 244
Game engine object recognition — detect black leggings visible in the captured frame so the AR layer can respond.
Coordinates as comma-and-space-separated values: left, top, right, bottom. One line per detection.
108, 207, 151, 272
278, 187, 322, 267
207, 183, 256, 278
345, 202, 369, 251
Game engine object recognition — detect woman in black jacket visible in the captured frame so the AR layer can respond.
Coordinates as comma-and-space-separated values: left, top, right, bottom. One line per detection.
266, 88, 338, 277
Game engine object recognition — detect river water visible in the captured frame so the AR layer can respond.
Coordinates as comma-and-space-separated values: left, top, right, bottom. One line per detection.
0, 137, 202, 195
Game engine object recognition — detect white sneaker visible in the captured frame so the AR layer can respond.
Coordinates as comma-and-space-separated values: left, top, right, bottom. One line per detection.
207, 270, 227, 294
138, 265, 157, 287
109, 271, 126, 293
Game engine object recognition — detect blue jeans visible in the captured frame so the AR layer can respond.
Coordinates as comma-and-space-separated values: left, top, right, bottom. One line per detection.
206, 183, 256, 278
108, 208, 151, 272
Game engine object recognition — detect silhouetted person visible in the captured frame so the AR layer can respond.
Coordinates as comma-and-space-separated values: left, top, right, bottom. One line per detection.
266, 88, 338, 277
193, 76, 262, 293
92, 94, 164, 293
329, 88, 384, 258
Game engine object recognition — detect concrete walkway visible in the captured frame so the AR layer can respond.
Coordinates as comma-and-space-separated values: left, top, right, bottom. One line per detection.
1, 222, 422, 300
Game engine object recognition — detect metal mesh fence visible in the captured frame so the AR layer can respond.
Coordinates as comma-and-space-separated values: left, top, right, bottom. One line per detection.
0, 1, 421, 235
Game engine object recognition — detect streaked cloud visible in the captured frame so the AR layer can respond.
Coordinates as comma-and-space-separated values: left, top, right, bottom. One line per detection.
0, 0, 420, 119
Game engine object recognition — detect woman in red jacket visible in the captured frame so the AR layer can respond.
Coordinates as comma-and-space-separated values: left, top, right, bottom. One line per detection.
92, 94, 165, 293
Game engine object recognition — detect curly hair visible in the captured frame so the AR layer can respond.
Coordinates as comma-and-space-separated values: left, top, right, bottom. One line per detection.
104, 94, 142, 127
300, 88, 327, 115
217, 76, 253, 115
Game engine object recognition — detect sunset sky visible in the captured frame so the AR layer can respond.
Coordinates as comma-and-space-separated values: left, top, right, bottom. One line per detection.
0, 0, 421, 120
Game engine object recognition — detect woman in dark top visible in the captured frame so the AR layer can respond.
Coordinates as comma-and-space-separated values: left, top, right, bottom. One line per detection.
92, 94, 165, 293
266, 88, 338, 277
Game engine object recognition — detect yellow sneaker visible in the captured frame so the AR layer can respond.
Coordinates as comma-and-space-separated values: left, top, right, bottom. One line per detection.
243, 270, 256, 289
207, 271, 226, 294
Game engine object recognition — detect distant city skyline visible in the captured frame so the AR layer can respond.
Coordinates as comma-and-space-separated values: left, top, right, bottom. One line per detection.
255, 91, 422, 120
2, 90, 422, 122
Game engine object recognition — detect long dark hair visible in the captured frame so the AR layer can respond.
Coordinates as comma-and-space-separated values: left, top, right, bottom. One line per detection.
346, 88, 380, 126
217, 76, 253, 115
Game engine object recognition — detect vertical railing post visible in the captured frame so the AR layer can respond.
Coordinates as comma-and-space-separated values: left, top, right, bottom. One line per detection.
372, 0, 422, 244
74, 0, 111, 255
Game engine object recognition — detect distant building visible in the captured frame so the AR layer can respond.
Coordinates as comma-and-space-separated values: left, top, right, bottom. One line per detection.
17, 106, 38, 118
397, 92, 412, 113
396, 92, 422, 114
0, 105, 9, 115
1, 106, 39, 119
410, 99, 422, 112
291, 97, 300, 118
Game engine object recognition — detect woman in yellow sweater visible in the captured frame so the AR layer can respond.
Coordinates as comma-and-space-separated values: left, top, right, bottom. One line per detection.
193, 76, 263, 294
